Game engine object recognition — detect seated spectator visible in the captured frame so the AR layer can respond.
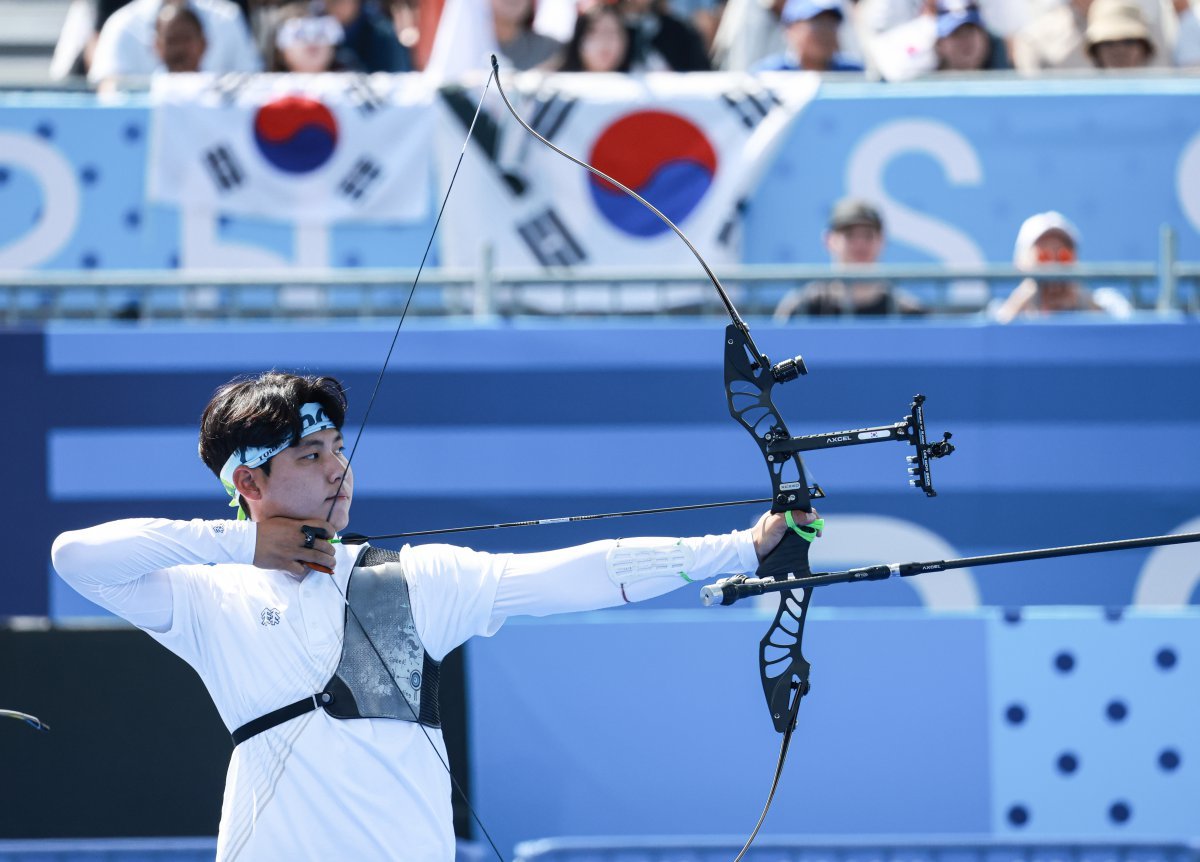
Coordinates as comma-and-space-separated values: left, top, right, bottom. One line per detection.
774, 199, 924, 318
1086, 0, 1155, 67
89, 0, 260, 87
324, 0, 413, 71
752, 0, 865, 70
155, 3, 207, 72
621, 0, 712, 70
267, 5, 346, 72
993, 211, 1131, 322
560, 4, 635, 70
933, 0, 1009, 70
1014, 0, 1196, 70
493, 0, 564, 69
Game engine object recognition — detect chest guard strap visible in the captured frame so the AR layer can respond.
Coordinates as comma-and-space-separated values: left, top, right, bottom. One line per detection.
231, 546, 441, 746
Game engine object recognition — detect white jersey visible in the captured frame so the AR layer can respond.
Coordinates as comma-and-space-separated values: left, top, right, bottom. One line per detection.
52, 518, 758, 861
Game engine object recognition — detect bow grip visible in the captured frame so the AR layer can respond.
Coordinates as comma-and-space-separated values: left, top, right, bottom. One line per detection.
757, 527, 815, 732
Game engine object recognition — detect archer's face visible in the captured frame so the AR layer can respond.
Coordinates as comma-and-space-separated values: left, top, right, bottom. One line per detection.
254, 429, 354, 532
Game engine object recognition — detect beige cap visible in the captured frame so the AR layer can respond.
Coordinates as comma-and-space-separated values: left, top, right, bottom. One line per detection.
1085, 0, 1154, 54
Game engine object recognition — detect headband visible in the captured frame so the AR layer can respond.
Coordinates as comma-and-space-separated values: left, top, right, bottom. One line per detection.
219, 402, 338, 519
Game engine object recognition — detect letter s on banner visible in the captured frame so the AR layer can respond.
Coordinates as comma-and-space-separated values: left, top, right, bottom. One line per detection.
0, 132, 80, 268
1176, 132, 1200, 236
846, 119, 987, 307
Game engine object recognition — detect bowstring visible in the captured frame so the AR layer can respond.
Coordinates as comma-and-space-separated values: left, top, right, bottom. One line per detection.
317, 69, 509, 862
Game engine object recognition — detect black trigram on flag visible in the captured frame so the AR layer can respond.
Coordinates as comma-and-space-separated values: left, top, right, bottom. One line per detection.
338, 157, 382, 201
525, 92, 576, 144
346, 75, 385, 117
721, 87, 782, 130
517, 208, 587, 267
441, 86, 577, 198
203, 145, 245, 192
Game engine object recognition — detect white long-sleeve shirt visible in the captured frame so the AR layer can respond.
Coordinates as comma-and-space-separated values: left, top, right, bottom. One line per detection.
52, 518, 758, 861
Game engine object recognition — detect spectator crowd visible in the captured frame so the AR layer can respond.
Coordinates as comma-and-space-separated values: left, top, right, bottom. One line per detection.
50, 0, 1200, 86
43, 0, 1178, 322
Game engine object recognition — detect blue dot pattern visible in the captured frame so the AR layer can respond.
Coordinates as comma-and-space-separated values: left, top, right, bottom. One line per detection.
988, 609, 1198, 835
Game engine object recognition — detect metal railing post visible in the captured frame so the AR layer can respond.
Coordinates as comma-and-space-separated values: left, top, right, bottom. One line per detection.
1156, 223, 1177, 314
474, 243, 495, 321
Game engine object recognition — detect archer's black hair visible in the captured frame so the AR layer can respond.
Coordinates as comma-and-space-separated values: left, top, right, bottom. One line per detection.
198, 371, 348, 481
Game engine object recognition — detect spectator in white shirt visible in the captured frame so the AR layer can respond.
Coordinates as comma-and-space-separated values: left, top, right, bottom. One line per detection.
90, 0, 260, 87
154, 3, 207, 72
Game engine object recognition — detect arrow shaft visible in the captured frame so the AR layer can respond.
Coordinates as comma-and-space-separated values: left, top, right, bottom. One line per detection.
339, 498, 774, 543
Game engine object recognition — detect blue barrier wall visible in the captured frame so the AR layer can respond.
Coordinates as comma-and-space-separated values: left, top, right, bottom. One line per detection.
16, 318, 1200, 619
467, 609, 1200, 856
2, 79, 1198, 272
13, 319, 1200, 854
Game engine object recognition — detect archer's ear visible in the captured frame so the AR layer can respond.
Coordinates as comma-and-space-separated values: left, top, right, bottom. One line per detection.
232, 466, 263, 502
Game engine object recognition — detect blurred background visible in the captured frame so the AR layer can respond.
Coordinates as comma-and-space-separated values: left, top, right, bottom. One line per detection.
1, 0, 1198, 859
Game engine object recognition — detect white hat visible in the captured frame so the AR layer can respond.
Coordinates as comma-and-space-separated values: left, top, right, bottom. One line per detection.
1013, 211, 1080, 264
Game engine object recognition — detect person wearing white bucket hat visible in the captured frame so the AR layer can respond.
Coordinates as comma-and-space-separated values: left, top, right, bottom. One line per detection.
994, 211, 1132, 322
1085, 0, 1155, 66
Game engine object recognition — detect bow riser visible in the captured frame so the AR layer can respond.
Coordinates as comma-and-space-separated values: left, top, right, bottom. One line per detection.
724, 322, 820, 733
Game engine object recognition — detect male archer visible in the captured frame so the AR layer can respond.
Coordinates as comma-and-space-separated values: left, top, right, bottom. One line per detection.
53, 370, 817, 861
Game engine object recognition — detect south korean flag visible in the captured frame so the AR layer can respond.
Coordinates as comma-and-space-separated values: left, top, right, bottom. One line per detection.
435, 72, 819, 313
148, 73, 434, 224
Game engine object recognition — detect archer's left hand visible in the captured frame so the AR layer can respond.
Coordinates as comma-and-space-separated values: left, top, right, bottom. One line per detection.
752, 509, 822, 562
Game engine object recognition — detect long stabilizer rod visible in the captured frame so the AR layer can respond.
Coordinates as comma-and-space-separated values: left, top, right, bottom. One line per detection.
702, 530, 1200, 606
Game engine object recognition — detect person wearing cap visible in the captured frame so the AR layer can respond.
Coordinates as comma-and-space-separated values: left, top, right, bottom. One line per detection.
1011, 0, 1200, 71
993, 211, 1131, 322
775, 198, 924, 318
933, 0, 1008, 70
1085, 0, 1154, 66
51, 370, 818, 860
751, 0, 865, 70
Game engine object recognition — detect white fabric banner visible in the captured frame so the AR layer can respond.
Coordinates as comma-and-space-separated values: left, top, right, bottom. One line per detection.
436, 72, 820, 311
148, 73, 433, 224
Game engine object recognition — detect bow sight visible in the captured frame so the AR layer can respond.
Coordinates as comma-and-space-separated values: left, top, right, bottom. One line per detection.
763, 352, 955, 495
770, 390, 955, 498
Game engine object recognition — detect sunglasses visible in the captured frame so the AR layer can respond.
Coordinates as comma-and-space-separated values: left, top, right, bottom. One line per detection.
276, 15, 344, 49
1035, 246, 1076, 263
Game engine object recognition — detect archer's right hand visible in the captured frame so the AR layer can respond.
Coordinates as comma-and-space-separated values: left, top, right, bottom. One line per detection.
253, 516, 337, 577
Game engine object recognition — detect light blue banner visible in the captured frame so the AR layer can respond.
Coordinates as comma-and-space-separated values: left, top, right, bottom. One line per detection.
2, 79, 1198, 272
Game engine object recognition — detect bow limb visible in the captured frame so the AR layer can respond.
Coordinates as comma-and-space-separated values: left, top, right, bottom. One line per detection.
491, 60, 822, 859
491, 61, 823, 732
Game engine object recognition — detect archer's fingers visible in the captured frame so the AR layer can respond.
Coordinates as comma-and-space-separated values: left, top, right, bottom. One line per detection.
283, 559, 308, 577
297, 547, 336, 569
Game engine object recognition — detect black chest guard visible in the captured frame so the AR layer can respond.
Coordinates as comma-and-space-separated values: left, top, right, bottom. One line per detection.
231, 546, 441, 746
